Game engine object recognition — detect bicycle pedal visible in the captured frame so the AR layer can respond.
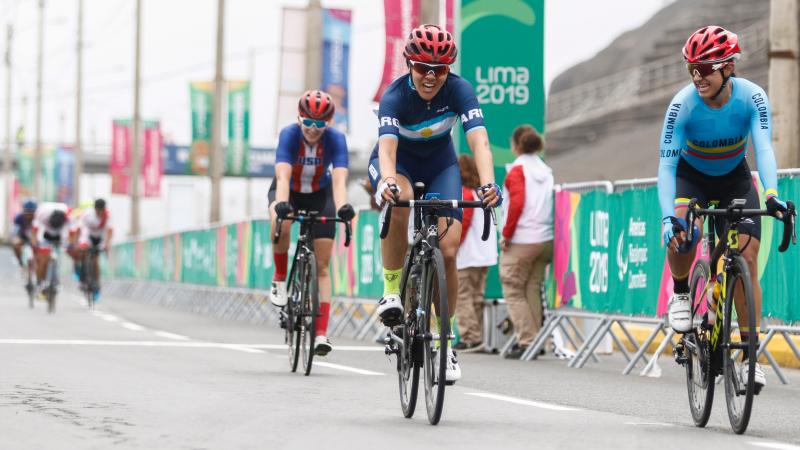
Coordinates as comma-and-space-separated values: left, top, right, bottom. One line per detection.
384, 344, 399, 356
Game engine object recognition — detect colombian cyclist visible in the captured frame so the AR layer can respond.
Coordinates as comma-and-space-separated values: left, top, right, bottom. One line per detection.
658, 26, 787, 391
30, 202, 71, 295
68, 198, 113, 300
370, 24, 501, 383
11, 199, 37, 268
268, 89, 355, 357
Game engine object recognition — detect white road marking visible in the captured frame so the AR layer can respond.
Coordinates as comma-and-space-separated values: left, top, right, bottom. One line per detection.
313, 362, 385, 376
624, 422, 673, 427
121, 322, 145, 331
0, 339, 261, 353
153, 331, 190, 341
750, 442, 800, 450
247, 344, 383, 352
465, 392, 579, 411
100, 314, 120, 323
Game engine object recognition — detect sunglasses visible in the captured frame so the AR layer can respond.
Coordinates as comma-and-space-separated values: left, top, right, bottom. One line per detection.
409, 61, 450, 78
300, 117, 327, 129
687, 62, 728, 78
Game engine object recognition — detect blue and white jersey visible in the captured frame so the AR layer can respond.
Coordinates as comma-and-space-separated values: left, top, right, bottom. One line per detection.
376, 73, 485, 160
275, 124, 349, 194
657, 77, 779, 218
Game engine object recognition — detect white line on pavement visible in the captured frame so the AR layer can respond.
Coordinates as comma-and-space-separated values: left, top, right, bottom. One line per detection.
750, 442, 800, 450
624, 422, 673, 427
121, 322, 145, 331
0, 339, 261, 353
100, 314, 120, 323
247, 344, 383, 352
153, 331, 190, 341
465, 392, 580, 412
313, 362, 385, 376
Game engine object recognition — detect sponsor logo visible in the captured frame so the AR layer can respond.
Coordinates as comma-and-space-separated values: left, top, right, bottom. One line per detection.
297, 156, 321, 165
380, 116, 400, 128
663, 103, 681, 144
752, 93, 769, 130
460, 108, 484, 123
435, 106, 449, 113
689, 135, 745, 149
368, 164, 378, 181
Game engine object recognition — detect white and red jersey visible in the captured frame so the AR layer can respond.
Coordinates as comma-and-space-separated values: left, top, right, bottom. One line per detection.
275, 124, 348, 194
78, 208, 112, 240
32, 202, 71, 241
501, 154, 554, 244
457, 187, 498, 270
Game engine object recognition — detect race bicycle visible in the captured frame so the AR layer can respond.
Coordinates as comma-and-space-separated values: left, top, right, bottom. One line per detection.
40, 240, 63, 314
674, 197, 796, 434
80, 244, 103, 310
274, 209, 351, 376
21, 243, 37, 309
380, 182, 493, 425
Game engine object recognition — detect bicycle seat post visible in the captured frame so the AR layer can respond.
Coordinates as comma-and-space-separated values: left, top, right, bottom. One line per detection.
413, 182, 425, 200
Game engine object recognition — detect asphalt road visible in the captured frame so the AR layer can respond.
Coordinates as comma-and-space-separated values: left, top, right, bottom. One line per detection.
1, 249, 799, 450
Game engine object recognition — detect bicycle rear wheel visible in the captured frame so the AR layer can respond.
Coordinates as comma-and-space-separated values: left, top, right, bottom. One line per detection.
422, 248, 448, 425
684, 260, 715, 427
286, 259, 302, 373
300, 252, 318, 376
83, 253, 95, 309
26, 261, 35, 309
723, 254, 757, 434
398, 255, 420, 418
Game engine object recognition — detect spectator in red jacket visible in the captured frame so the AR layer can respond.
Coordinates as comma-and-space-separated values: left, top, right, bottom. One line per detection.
454, 154, 497, 351
500, 125, 554, 359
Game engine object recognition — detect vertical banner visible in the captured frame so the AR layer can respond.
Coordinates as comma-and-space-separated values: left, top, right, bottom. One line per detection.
142, 120, 163, 197
55, 146, 75, 204
321, 9, 352, 132
444, 0, 454, 34
111, 119, 131, 194
16, 147, 34, 198
40, 146, 57, 202
458, 0, 545, 177
373, 0, 420, 102
227, 80, 251, 176
189, 81, 214, 175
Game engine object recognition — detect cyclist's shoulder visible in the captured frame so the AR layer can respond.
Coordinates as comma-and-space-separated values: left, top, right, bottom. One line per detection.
278, 123, 301, 138
668, 83, 699, 106
731, 77, 768, 106
382, 75, 412, 100
322, 127, 348, 148
443, 72, 472, 92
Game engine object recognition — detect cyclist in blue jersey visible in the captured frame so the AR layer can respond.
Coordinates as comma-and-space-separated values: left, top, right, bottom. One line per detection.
369, 24, 502, 383
11, 199, 37, 267
268, 90, 355, 357
658, 26, 788, 390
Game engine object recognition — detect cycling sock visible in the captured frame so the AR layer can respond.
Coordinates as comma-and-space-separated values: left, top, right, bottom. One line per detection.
273, 252, 288, 282
433, 317, 455, 349
673, 276, 689, 294
316, 302, 330, 335
739, 328, 759, 361
382, 267, 402, 296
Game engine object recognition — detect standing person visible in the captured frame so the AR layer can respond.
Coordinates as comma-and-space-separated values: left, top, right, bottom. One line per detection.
454, 154, 497, 352
370, 24, 502, 383
659, 26, 786, 390
499, 125, 554, 360
268, 90, 355, 357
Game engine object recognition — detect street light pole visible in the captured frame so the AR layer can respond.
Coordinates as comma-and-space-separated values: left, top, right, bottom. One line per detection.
74, 0, 83, 204
3, 24, 12, 236
130, 0, 142, 237
209, 0, 225, 224
33, 0, 44, 199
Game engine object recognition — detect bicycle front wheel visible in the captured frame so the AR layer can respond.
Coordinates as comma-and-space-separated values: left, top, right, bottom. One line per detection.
398, 254, 420, 418
286, 259, 303, 373
422, 248, 448, 425
685, 260, 715, 427
723, 254, 757, 434
300, 252, 318, 376
46, 261, 57, 314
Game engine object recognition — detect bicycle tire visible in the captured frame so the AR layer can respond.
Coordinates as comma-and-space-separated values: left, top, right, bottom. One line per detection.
423, 248, 448, 425
722, 254, 757, 434
26, 261, 35, 309
301, 252, 318, 376
398, 254, 420, 418
46, 261, 57, 314
685, 260, 715, 427
286, 259, 302, 373
83, 253, 94, 308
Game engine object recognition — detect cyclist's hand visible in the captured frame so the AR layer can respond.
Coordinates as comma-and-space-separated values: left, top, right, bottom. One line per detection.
663, 216, 685, 252
337, 203, 355, 222
274, 201, 292, 219
375, 179, 400, 207
479, 182, 503, 207
766, 194, 788, 219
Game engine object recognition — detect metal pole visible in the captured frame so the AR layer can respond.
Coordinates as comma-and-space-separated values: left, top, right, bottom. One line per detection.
209, 0, 224, 224
33, 0, 44, 199
74, 0, 83, 204
3, 24, 12, 237
304, 0, 322, 91
130, 0, 142, 237
246, 47, 254, 218
769, 0, 800, 167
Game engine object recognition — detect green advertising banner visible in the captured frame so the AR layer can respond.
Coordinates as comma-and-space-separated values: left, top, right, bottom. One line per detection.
181, 229, 217, 285
189, 81, 214, 176
16, 146, 56, 201
250, 219, 274, 289
354, 210, 383, 299
457, 0, 545, 176
227, 80, 251, 176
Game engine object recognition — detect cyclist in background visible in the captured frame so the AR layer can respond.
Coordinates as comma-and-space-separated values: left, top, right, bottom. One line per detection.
268, 89, 355, 357
11, 199, 37, 268
370, 24, 501, 383
69, 198, 113, 299
30, 202, 71, 294
658, 26, 787, 391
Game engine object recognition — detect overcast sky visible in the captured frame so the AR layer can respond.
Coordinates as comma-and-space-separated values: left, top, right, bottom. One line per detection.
0, 0, 674, 151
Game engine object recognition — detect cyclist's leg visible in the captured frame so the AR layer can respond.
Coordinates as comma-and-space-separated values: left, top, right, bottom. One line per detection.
427, 161, 463, 320
12, 236, 25, 266
668, 160, 707, 283
267, 181, 293, 279
91, 237, 103, 289
310, 184, 337, 339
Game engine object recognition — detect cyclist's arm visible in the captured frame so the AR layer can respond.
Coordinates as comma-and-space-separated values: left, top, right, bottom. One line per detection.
657, 95, 689, 219
330, 130, 350, 210
274, 125, 299, 204
457, 79, 494, 186
378, 136, 398, 183
105, 228, 113, 249
749, 86, 779, 197
377, 94, 401, 183
274, 163, 292, 203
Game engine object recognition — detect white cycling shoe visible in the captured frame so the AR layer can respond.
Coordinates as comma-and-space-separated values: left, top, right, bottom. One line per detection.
314, 335, 332, 356
445, 349, 461, 383
377, 294, 403, 326
270, 281, 287, 307
668, 293, 692, 333
740, 361, 766, 392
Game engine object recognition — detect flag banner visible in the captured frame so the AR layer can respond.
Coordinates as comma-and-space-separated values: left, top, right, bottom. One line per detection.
189, 81, 214, 175
143, 121, 163, 197
322, 9, 352, 132
111, 119, 131, 194
56, 146, 75, 204
226, 80, 251, 176
373, 0, 420, 102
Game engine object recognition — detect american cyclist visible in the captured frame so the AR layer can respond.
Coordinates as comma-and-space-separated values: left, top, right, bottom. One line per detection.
269, 89, 355, 357
659, 26, 788, 391
11, 199, 38, 269
370, 24, 501, 383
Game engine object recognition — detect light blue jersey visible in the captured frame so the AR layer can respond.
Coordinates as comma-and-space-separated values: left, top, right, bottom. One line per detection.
656, 78, 778, 218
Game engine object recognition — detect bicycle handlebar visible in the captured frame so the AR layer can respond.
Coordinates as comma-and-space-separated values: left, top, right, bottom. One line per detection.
379, 198, 495, 242
273, 212, 352, 247
679, 198, 796, 253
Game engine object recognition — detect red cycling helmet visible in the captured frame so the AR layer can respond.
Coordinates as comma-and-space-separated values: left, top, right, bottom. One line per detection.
682, 26, 741, 63
298, 90, 335, 121
403, 24, 457, 65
